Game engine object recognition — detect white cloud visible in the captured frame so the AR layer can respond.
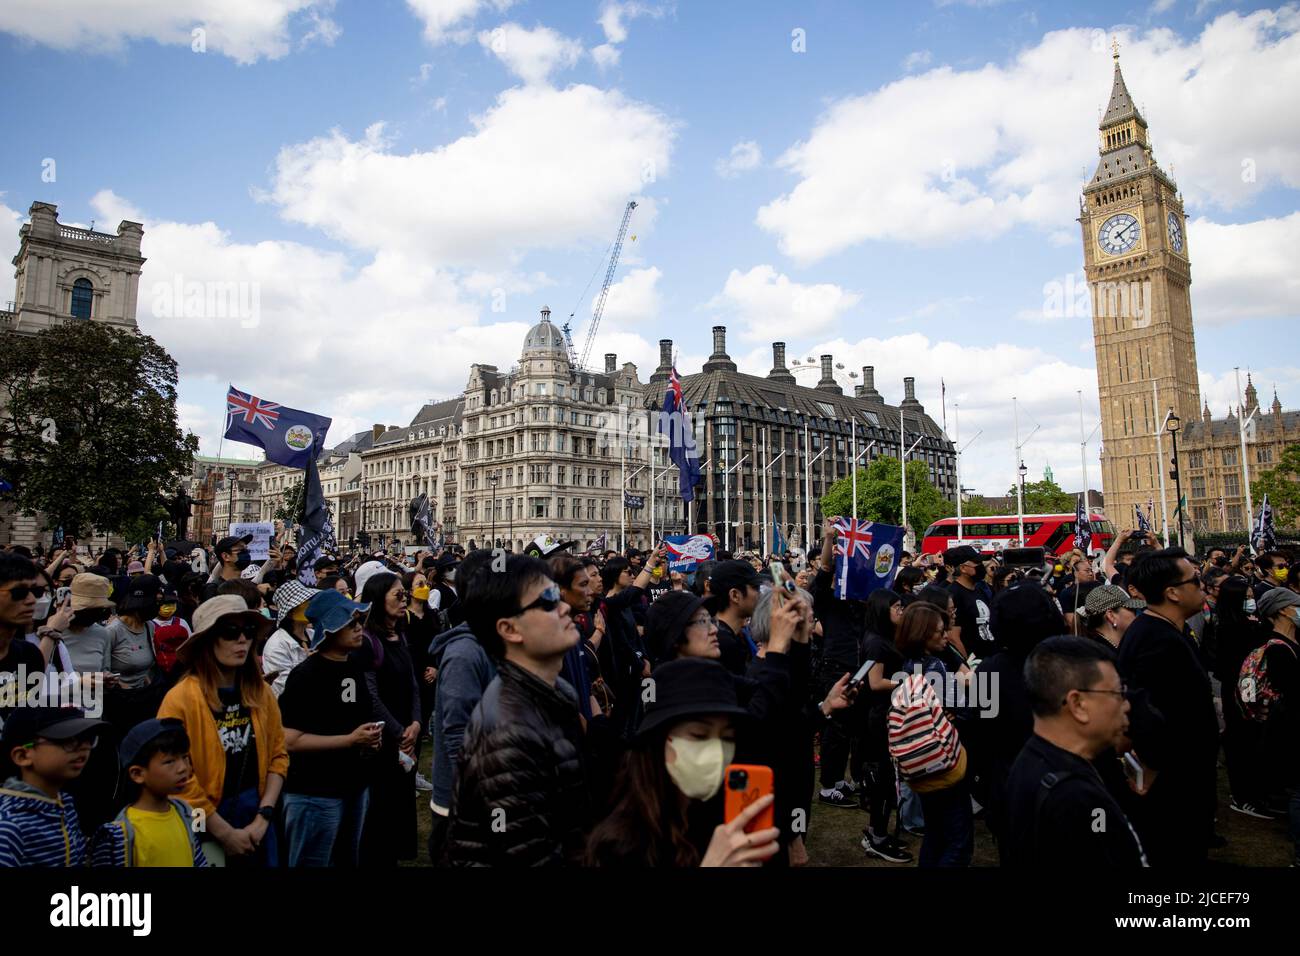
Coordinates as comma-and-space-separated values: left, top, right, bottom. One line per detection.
0, 0, 339, 64
902, 49, 932, 71
592, 43, 621, 69
405, 0, 514, 45
264, 84, 675, 266
477, 22, 583, 86
706, 265, 862, 342
715, 141, 762, 179
0, 198, 22, 276
1151, 0, 1178, 13
758, 10, 1300, 263
1187, 212, 1300, 323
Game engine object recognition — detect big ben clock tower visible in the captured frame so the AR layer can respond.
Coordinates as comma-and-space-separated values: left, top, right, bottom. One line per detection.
1081, 42, 1200, 529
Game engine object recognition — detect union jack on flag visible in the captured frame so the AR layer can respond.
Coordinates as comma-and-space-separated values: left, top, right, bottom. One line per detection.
227, 388, 281, 431
832, 516, 875, 560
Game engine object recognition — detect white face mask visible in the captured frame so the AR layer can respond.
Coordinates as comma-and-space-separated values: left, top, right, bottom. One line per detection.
32, 595, 52, 620
664, 736, 735, 802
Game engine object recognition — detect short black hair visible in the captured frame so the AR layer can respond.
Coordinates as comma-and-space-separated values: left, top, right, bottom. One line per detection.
548, 554, 586, 590
895, 566, 926, 593
0, 554, 38, 588
462, 554, 552, 659
8, 545, 33, 560
1258, 551, 1286, 571
1024, 635, 1113, 717
1125, 547, 1192, 605
217, 578, 261, 609
600, 557, 631, 594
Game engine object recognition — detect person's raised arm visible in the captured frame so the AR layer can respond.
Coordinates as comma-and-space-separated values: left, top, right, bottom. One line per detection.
1103, 529, 1133, 580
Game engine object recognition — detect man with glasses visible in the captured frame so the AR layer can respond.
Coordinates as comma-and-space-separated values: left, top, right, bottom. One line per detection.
1116, 548, 1219, 866
1058, 556, 1099, 636
1003, 637, 1146, 867
0, 705, 109, 865
1254, 552, 1291, 601
0, 555, 50, 726
445, 554, 590, 866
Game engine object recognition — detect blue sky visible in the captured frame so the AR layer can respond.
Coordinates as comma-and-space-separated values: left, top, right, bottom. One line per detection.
1, 0, 1297, 497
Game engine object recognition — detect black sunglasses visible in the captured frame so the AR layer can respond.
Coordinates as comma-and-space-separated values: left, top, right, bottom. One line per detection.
2, 584, 47, 601
511, 584, 563, 616
212, 619, 256, 641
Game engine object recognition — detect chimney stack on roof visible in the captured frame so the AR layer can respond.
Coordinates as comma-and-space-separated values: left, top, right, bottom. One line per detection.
816, 354, 842, 394
605, 353, 617, 374
702, 325, 738, 373
901, 376, 924, 413
767, 342, 796, 384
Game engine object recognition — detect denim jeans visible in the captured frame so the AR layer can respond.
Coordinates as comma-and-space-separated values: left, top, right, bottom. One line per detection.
284, 789, 370, 867
916, 780, 974, 867
899, 781, 926, 831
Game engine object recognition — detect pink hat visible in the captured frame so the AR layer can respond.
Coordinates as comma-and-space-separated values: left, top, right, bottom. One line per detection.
127, 561, 145, 574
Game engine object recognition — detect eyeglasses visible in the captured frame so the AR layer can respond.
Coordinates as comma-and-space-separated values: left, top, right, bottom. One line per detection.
391, 590, 409, 601
686, 615, 716, 630
511, 584, 563, 616
1069, 683, 1128, 701
1, 584, 47, 601
26, 735, 99, 753
1171, 574, 1203, 589
212, 620, 255, 642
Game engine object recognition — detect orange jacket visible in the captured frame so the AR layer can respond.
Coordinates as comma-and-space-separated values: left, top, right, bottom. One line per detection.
157, 674, 289, 817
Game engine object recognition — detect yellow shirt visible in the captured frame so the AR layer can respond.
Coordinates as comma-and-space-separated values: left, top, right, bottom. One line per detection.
125, 804, 195, 867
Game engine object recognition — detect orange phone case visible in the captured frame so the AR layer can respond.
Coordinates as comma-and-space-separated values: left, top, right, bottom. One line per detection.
723, 764, 775, 833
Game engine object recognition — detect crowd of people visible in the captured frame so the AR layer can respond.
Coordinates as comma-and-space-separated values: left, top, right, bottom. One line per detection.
1, 520, 1298, 868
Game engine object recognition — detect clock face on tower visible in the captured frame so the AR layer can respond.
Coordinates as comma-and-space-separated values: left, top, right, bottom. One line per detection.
1098, 212, 1141, 255
1167, 212, 1184, 253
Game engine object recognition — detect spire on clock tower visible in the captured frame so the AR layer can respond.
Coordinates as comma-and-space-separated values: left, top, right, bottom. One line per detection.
1245, 374, 1259, 412
1101, 47, 1145, 129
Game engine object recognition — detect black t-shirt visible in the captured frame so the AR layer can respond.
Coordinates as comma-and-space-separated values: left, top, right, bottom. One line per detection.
860, 632, 904, 732
278, 654, 375, 796
214, 686, 258, 800
1058, 581, 1101, 616
0, 637, 47, 726
950, 580, 995, 656
1002, 734, 1147, 867
714, 619, 751, 677
646, 581, 672, 604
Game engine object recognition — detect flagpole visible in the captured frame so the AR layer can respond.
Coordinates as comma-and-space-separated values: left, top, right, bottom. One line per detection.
1236, 367, 1256, 541
851, 416, 858, 531
1154, 381, 1170, 547
1078, 390, 1092, 542
803, 424, 811, 554
955, 404, 963, 542
901, 407, 909, 550
650, 434, 656, 546
761, 429, 768, 557
620, 431, 626, 553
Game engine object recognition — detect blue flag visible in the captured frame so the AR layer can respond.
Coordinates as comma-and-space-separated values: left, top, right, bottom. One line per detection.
1074, 495, 1092, 552
772, 519, 785, 556
1134, 503, 1151, 533
224, 386, 331, 468
830, 516, 905, 601
663, 534, 715, 572
295, 447, 335, 585
658, 366, 702, 503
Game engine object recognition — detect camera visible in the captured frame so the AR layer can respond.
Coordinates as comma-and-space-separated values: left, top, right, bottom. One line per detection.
727, 768, 748, 790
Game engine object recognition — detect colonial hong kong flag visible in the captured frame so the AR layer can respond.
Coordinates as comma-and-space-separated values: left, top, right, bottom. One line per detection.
658, 365, 702, 502
831, 516, 905, 601
224, 386, 332, 469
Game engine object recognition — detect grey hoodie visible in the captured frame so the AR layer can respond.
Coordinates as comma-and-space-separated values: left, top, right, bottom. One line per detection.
427, 623, 496, 810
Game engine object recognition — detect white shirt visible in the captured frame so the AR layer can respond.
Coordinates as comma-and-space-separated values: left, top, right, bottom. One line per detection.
262, 627, 310, 697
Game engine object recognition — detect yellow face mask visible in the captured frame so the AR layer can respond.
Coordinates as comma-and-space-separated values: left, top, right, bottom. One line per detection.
412, 585, 431, 602
158, 604, 177, 619
1275, 568, 1289, 583
291, 604, 309, 623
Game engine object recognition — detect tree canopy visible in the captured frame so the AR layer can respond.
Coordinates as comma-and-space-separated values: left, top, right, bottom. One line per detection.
0, 323, 197, 537
1005, 474, 1077, 514
1252, 442, 1300, 528
820, 456, 955, 534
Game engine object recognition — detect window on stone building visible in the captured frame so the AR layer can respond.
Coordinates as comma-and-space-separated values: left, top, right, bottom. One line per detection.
1258, 447, 1274, 465
1224, 474, 1240, 496
1222, 448, 1237, 467
70, 278, 93, 320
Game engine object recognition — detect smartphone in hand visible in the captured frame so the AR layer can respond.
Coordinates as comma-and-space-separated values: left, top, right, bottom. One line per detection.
724, 764, 775, 834
848, 659, 876, 692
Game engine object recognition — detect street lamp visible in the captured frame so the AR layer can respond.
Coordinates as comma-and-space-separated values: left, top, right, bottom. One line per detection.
225, 471, 237, 537
1017, 461, 1028, 545
1166, 412, 1184, 549
489, 470, 499, 547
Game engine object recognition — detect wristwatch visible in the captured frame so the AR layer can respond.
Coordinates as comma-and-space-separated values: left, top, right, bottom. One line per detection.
256, 806, 275, 821
818, 699, 834, 719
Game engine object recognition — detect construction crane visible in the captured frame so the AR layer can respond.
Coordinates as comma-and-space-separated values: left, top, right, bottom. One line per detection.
562, 200, 637, 370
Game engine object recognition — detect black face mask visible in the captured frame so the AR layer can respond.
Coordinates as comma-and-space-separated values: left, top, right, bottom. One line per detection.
235, 551, 253, 570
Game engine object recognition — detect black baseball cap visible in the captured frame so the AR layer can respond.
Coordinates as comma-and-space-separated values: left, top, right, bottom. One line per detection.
118, 717, 187, 767
313, 555, 339, 572
215, 534, 253, 555
944, 545, 982, 567
709, 559, 760, 600
1, 707, 109, 771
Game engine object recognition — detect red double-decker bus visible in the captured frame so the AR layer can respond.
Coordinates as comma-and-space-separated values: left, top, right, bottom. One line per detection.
920, 513, 1115, 559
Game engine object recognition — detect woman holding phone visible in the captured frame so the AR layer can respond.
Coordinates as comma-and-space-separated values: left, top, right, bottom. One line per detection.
585, 657, 780, 866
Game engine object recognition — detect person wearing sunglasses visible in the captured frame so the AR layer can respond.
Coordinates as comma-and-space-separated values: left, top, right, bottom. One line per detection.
0, 705, 110, 866
1115, 547, 1217, 868
0, 555, 51, 721
445, 554, 588, 867
1003, 636, 1146, 867
157, 594, 285, 866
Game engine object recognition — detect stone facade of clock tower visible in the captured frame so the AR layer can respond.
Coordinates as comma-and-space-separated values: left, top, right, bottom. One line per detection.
1081, 50, 1199, 531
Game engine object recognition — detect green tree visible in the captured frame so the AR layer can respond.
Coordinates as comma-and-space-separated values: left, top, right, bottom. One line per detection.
1252, 443, 1300, 528
1006, 474, 1076, 514
273, 478, 307, 526
820, 456, 954, 534
0, 323, 197, 536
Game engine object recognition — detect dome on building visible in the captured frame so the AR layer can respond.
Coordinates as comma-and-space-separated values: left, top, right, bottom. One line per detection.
522, 306, 568, 356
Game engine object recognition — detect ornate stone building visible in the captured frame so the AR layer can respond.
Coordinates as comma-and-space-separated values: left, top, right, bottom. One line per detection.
1, 202, 148, 546
1081, 50, 1297, 536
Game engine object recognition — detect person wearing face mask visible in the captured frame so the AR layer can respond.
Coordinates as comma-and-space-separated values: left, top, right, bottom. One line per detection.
149, 586, 192, 680
1251, 588, 1300, 864
946, 546, 996, 660
262, 580, 319, 698
585, 656, 781, 866
402, 569, 440, 792
105, 573, 164, 735
1253, 552, 1291, 601
201, 535, 255, 602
